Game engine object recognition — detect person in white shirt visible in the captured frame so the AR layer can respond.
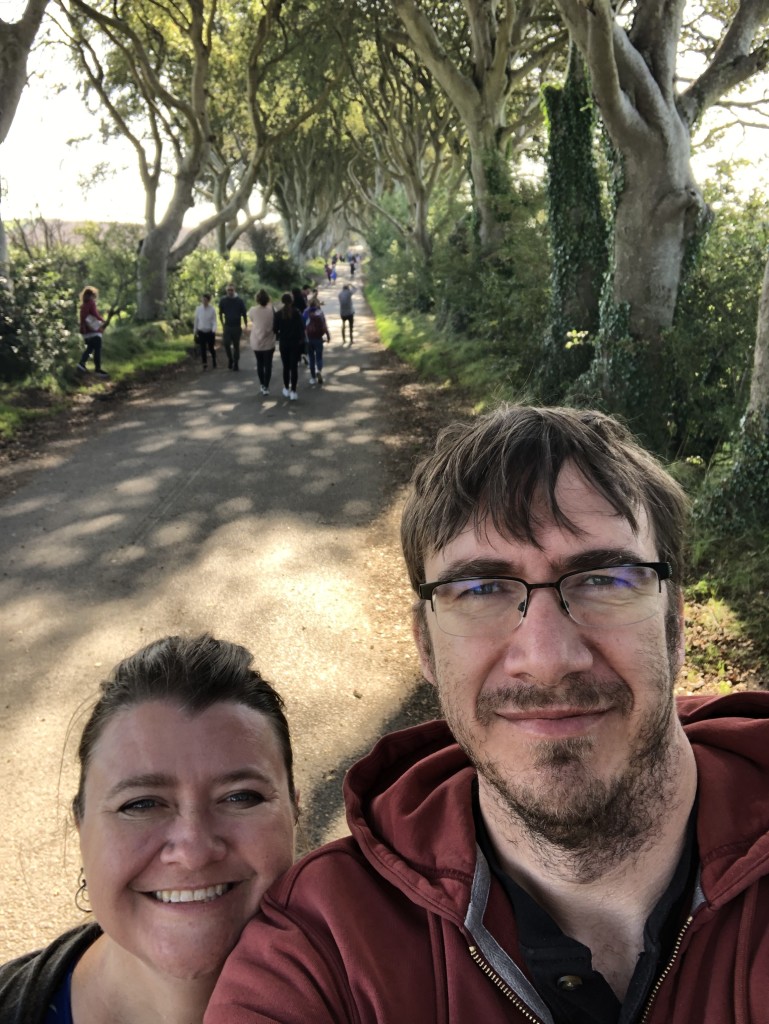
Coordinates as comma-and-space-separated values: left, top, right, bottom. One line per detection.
193, 293, 218, 369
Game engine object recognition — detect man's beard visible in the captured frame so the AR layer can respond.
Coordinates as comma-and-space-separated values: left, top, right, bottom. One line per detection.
435, 621, 681, 882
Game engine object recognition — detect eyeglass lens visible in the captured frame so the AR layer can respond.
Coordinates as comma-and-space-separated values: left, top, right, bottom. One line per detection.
431, 566, 663, 637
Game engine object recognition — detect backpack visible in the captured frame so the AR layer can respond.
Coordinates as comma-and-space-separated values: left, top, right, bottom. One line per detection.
306, 309, 326, 339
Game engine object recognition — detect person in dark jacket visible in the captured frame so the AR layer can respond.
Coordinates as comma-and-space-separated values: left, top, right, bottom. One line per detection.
0, 634, 297, 1024
207, 404, 769, 1024
274, 293, 305, 401
218, 283, 248, 370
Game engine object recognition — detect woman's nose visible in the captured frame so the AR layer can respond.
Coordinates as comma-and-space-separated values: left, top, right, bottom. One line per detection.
158, 812, 227, 868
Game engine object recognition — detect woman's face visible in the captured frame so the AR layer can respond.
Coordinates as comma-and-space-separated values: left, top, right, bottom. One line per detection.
78, 699, 296, 981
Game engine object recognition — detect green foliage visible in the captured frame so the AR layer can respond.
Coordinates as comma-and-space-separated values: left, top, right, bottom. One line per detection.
665, 185, 767, 459
246, 224, 301, 292
166, 248, 231, 322
694, 412, 769, 538
76, 222, 142, 319
367, 178, 551, 402
0, 253, 79, 386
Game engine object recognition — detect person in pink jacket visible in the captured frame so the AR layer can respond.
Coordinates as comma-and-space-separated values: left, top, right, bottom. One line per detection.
206, 405, 769, 1024
77, 285, 109, 379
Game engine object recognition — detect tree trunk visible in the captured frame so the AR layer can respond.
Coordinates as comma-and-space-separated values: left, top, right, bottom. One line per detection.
747, 248, 769, 420
0, 196, 11, 297
0, 0, 49, 145
466, 123, 511, 251
612, 145, 705, 344
136, 225, 178, 321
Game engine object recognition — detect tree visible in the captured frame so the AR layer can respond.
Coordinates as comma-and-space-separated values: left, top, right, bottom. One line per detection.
346, 36, 463, 268
58, 0, 339, 318
388, 0, 564, 250
552, 0, 769, 345
0, 0, 49, 144
0, 0, 50, 290
267, 113, 349, 262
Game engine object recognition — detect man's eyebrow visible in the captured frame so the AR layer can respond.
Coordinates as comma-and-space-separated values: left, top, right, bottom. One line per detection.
430, 549, 649, 583
431, 558, 518, 582
106, 768, 276, 801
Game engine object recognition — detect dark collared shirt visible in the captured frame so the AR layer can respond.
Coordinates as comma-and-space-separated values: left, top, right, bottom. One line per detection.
474, 787, 697, 1024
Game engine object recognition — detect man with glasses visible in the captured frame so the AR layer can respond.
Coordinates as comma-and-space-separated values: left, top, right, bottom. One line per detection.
207, 404, 769, 1024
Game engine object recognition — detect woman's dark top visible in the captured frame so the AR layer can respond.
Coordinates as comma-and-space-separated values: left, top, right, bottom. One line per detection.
0, 922, 101, 1024
274, 308, 306, 352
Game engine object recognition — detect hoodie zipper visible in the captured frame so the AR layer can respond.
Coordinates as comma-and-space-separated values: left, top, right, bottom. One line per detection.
468, 945, 546, 1024
637, 915, 694, 1024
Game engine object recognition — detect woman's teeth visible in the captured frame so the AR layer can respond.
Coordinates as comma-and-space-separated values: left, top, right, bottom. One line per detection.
152, 882, 232, 903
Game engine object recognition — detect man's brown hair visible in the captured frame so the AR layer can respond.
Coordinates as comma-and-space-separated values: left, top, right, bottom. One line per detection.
400, 404, 690, 592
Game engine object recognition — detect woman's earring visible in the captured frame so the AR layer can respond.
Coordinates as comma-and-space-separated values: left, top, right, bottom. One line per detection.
75, 867, 90, 913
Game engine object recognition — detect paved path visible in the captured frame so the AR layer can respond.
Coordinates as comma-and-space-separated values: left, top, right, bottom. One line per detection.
0, 273, 438, 960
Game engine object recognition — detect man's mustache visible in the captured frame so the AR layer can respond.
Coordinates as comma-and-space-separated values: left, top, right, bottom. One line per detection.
476, 677, 633, 724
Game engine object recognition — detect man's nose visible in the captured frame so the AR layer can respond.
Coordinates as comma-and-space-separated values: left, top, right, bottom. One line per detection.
502, 586, 594, 683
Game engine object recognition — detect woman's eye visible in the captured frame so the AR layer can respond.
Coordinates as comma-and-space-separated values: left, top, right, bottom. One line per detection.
118, 797, 161, 814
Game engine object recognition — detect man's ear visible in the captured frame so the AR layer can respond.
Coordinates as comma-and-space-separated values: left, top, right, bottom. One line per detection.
412, 606, 437, 685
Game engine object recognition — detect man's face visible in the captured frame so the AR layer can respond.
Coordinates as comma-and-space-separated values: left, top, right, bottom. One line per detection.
415, 462, 685, 861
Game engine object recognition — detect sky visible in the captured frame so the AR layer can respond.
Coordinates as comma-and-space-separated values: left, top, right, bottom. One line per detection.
1, 11, 767, 226
1, 23, 216, 225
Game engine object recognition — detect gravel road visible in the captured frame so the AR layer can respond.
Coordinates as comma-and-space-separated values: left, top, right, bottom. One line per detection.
0, 275, 455, 961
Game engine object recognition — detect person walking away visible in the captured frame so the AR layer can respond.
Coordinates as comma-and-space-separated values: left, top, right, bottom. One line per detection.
338, 283, 356, 345
218, 283, 247, 370
291, 287, 309, 366
77, 286, 109, 379
274, 292, 305, 401
193, 292, 217, 369
304, 298, 330, 385
207, 403, 769, 1024
248, 289, 277, 395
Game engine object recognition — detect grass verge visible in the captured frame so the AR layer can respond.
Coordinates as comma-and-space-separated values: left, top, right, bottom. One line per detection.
0, 323, 193, 440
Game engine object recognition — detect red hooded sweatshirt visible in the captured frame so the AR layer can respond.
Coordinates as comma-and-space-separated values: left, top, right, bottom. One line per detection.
206, 693, 769, 1024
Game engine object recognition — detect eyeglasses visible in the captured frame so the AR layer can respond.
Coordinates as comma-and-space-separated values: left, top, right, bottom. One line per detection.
418, 563, 672, 637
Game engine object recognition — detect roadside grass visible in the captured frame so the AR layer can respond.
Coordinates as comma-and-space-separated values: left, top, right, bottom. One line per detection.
0, 322, 193, 439
368, 288, 496, 408
367, 282, 769, 694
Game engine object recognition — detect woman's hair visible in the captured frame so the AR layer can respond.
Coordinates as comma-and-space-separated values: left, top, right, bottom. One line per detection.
280, 292, 294, 318
256, 289, 270, 306
79, 286, 98, 303
72, 634, 295, 822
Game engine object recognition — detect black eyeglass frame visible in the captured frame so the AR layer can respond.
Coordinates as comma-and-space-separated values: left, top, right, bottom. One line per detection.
418, 562, 673, 621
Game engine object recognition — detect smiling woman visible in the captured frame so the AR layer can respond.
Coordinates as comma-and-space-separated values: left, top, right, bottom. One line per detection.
0, 634, 298, 1024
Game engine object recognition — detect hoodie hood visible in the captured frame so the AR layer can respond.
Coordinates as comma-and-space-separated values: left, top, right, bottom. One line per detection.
344, 718, 477, 926
677, 692, 769, 907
